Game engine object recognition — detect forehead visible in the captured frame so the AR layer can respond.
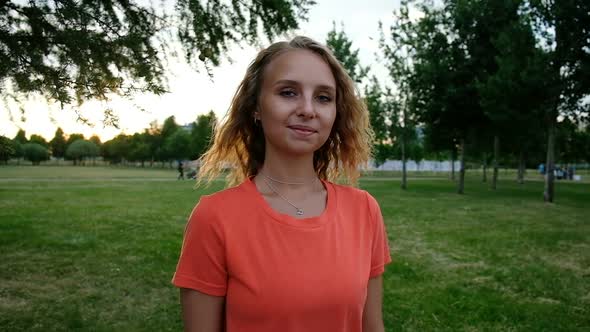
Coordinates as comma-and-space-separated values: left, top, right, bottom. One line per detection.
262, 49, 336, 89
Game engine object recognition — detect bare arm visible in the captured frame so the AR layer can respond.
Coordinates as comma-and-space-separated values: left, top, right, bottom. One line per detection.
362, 275, 385, 332
180, 288, 226, 332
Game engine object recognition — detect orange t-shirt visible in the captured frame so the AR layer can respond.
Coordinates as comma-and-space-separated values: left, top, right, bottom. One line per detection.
172, 178, 392, 331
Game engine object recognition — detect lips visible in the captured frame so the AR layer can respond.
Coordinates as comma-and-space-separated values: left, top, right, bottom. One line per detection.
287, 125, 317, 133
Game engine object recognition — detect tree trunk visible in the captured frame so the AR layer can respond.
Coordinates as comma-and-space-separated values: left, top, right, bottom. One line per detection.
482, 153, 487, 182
544, 118, 556, 203
451, 148, 456, 181
141, 160, 145, 168
457, 138, 465, 194
492, 135, 499, 190
401, 134, 407, 190
517, 149, 525, 184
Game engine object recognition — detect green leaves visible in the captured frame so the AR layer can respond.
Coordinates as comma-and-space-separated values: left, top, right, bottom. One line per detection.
65, 139, 100, 162
176, 0, 313, 66
1, 0, 313, 124
189, 111, 216, 160
50, 128, 67, 159
325, 22, 369, 84
0, 135, 15, 162
22, 142, 49, 165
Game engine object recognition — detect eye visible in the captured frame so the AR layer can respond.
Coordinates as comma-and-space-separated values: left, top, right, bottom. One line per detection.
317, 94, 333, 103
279, 89, 297, 97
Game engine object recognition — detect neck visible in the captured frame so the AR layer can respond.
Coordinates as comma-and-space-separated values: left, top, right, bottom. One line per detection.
259, 150, 317, 182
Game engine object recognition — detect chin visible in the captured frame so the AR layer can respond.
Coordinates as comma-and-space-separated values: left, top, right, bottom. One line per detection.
281, 143, 322, 156
286, 147, 318, 156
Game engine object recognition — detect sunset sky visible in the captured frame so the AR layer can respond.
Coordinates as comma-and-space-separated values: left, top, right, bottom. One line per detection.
0, 0, 410, 142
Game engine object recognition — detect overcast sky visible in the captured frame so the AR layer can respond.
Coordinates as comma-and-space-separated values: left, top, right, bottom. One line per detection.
1, 0, 404, 141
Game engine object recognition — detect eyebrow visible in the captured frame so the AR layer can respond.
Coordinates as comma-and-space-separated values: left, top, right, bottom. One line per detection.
274, 79, 336, 93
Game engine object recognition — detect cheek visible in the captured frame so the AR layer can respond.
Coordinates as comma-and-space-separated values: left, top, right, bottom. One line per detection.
323, 107, 337, 130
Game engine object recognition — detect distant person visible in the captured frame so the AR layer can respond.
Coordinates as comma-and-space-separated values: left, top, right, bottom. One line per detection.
539, 163, 545, 175
172, 36, 392, 331
177, 161, 184, 180
186, 168, 197, 180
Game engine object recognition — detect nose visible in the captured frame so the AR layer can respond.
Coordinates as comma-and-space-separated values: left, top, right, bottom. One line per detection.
296, 95, 316, 119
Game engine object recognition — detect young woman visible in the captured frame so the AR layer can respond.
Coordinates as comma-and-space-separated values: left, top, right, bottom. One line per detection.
172, 36, 392, 332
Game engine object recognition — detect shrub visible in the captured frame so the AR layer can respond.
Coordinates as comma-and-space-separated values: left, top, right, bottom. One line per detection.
65, 140, 100, 165
22, 143, 49, 165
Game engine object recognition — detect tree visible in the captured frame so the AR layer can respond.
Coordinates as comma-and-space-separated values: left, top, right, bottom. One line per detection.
66, 133, 85, 148
87, 135, 102, 165
128, 133, 151, 167
380, 1, 423, 190
11, 140, 23, 164
89, 135, 102, 148
555, 119, 589, 165
102, 134, 130, 164
364, 77, 394, 167
13, 129, 27, 144
160, 116, 180, 165
65, 140, 99, 165
326, 22, 369, 85
1, 0, 314, 124
164, 130, 191, 163
526, 0, 590, 202
29, 134, 48, 147
161, 116, 179, 139
50, 127, 66, 159
11, 129, 26, 165
461, 0, 522, 190
445, 0, 547, 189
406, 0, 494, 194
190, 111, 217, 160
0, 135, 15, 163
145, 121, 162, 167
22, 143, 49, 165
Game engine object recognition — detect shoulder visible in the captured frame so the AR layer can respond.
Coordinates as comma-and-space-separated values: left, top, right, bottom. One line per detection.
327, 181, 380, 211
197, 181, 249, 208
328, 182, 377, 204
188, 181, 250, 224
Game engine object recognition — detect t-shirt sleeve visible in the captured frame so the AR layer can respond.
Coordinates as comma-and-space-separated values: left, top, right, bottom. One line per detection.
172, 196, 228, 296
366, 192, 392, 278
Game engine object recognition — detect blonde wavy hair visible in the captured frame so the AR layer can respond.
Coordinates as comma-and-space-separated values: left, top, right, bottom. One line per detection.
198, 36, 373, 187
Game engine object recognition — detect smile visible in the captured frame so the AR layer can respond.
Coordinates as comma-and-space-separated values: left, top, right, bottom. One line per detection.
288, 125, 317, 136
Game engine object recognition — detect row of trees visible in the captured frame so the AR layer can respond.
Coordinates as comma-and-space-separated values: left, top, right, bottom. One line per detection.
326, 0, 589, 202
0, 129, 99, 165
2, 0, 588, 202
0, 112, 216, 166
102, 112, 216, 167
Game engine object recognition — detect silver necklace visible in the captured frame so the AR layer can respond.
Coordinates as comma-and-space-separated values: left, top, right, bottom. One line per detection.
261, 176, 308, 216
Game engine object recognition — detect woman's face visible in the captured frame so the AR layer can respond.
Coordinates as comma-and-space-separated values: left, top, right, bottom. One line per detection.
257, 49, 337, 158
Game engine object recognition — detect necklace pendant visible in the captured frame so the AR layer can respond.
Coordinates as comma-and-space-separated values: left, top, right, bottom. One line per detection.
296, 208, 304, 216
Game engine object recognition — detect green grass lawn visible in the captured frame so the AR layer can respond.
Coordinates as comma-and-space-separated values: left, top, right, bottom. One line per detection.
1, 166, 588, 331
